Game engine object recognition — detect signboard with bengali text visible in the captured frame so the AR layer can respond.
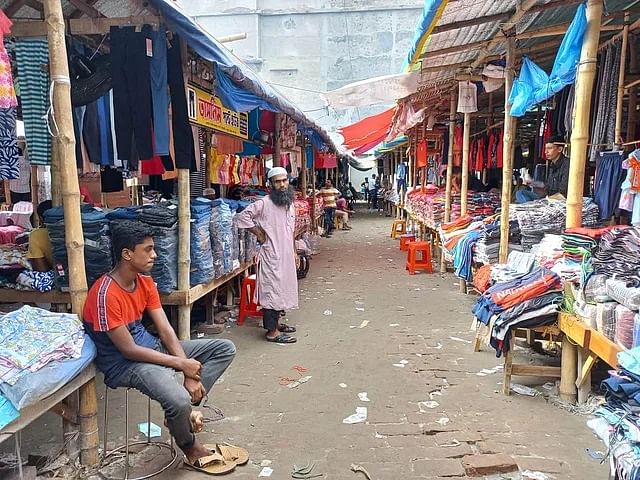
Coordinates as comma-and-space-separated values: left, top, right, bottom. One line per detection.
186, 84, 249, 139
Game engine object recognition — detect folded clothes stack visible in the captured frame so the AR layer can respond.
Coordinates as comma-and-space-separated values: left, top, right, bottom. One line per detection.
472, 267, 562, 357
512, 198, 600, 250
473, 220, 522, 265
593, 226, 640, 286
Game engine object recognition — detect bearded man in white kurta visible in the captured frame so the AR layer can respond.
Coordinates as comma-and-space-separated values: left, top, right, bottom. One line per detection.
236, 167, 299, 344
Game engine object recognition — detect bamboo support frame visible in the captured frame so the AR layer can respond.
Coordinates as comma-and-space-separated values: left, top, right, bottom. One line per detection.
177, 169, 191, 340
499, 36, 516, 264
42, 0, 98, 465
566, 0, 603, 230
461, 112, 470, 216
444, 94, 456, 223
614, 13, 630, 148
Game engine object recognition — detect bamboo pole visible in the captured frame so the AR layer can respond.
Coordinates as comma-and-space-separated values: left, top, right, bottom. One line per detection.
300, 142, 307, 199
627, 37, 638, 143
461, 112, 470, 216
614, 13, 630, 148
177, 39, 192, 341
561, 0, 604, 405
499, 36, 516, 264
177, 169, 191, 340
42, 0, 98, 466
566, 0, 603, 230
444, 94, 456, 223
51, 140, 61, 206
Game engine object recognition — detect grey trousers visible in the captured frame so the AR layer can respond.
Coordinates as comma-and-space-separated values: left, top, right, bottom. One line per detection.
112, 339, 236, 449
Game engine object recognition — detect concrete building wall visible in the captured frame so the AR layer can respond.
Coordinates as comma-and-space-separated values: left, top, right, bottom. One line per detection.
180, 0, 422, 140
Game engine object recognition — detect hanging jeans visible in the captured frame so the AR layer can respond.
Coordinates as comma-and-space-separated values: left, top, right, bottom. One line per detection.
110, 26, 153, 162
150, 29, 170, 156
594, 151, 625, 220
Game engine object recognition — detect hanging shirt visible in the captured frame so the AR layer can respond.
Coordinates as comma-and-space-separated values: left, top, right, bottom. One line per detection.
9, 154, 30, 193
416, 140, 428, 168
545, 155, 570, 196
457, 81, 478, 113
396, 163, 407, 180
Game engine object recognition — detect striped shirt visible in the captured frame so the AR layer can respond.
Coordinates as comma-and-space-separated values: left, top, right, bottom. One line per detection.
319, 187, 340, 209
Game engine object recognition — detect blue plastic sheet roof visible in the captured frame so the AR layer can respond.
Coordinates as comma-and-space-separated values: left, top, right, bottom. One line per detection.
150, 0, 337, 152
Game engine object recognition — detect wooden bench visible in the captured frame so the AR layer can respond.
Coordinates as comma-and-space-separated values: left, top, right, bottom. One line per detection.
0, 365, 98, 463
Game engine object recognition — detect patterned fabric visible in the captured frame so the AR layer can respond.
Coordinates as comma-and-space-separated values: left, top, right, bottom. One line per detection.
0, 107, 18, 179
0, 43, 17, 108
16, 38, 51, 166
0, 306, 84, 385
16, 270, 54, 292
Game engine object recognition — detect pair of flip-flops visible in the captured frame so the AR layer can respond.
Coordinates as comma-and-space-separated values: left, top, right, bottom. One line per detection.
184, 443, 249, 475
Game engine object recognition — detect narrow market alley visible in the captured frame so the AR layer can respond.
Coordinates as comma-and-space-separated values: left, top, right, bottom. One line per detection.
148, 211, 606, 480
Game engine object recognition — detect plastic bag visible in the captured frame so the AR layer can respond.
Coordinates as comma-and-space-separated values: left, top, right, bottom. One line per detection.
548, 3, 587, 91
302, 232, 321, 255
633, 314, 640, 348
596, 302, 617, 340
615, 304, 635, 349
574, 300, 597, 329
509, 57, 549, 117
210, 201, 234, 278
606, 278, 640, 311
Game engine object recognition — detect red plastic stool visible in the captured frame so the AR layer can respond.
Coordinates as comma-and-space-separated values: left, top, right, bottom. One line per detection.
399, 233, 416, 251
406, 241, 433, 274
238, 274, 262, 326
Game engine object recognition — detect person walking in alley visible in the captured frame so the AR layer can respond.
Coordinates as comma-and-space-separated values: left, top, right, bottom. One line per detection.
83, 221, 240, 473
369, 173, 379, 211
319, 179, 341, 238
361, 177, 370, 205
236, 166, 299, 344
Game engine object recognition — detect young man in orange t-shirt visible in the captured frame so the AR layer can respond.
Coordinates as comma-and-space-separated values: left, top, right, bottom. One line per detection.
83, 221, 237, 470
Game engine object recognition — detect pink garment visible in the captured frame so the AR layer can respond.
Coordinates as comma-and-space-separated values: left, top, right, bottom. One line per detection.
235, 196, 298, 311
336, 198, 347, 211
0, 225, 24, 244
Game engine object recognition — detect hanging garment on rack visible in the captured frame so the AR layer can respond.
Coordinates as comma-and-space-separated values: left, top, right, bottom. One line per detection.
0, 21, 17, 109
9, 152, 30, 196
110, 26, 154, 162
594, 151, 625, 220
453, 124, 463, 167
15, 38, 50, 166
416, 139, 428, 168
457, 81, 478, 113
190, 130, 207, 196
589, 40, 622, 163
167, 34, 196, 170
229, 155, 241, 184
0, 107, 19, 180
474, 135, 486, 172
619, 160, 634, 212
208, 147, 224, 184
149, 29, 169, 156
100, 166, 124, 193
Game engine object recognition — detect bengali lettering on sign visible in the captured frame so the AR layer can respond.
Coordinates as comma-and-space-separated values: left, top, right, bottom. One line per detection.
186, 84, 248, 139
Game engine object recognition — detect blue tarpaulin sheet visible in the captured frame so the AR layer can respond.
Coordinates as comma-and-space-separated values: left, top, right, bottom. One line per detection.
509, 3, 587, 117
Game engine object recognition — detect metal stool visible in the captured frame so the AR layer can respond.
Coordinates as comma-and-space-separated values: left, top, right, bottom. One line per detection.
102, 386, 178, 480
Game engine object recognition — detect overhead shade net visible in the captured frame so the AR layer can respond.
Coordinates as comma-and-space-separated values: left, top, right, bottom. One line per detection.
403, 0, 449, 71
339, 107, 395, 148
150, 0, 335, 150
322, 72, 420, 109
509, 3, 587, 117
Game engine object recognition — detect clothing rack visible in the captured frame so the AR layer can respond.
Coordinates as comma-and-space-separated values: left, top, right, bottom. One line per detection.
471, 120, 505, 138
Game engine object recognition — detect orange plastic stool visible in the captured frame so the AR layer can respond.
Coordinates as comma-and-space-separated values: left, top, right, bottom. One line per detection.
238, 274, 262, 326
399, 233, 416, 251
406, 241, 433, 274
390, 219, 407, 239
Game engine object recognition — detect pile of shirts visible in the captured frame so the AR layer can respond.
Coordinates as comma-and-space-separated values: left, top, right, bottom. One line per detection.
294, 197, 311, 235
590, 347, 640, 479
0, 306, 85, 386
473, 220, 522, 265
593, 226, 640, 286
472, 267, 562, 357
512, 198, 600, 250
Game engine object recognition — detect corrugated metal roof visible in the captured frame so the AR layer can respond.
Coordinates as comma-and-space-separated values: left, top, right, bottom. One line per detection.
416, 0, 640, 90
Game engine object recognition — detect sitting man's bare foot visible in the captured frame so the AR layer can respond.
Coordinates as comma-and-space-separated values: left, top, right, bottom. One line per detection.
191, 410, 204, 433
183, 441, 213, 465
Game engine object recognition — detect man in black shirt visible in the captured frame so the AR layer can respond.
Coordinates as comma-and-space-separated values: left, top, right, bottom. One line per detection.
516, 137, 569, 203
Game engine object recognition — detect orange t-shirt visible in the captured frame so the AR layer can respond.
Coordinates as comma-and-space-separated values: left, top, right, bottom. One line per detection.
416, 140, 428, 168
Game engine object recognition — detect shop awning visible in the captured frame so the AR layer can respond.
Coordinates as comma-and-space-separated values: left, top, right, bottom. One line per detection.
339, 108, 394, 149
403, 0, 449, 71
322, 72, 420, 110
150, 0, 337, 151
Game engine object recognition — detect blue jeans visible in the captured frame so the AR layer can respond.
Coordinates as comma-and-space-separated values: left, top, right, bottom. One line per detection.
324, 207, 336, 234
111, 339, 236, 449
515, 190, 542, 204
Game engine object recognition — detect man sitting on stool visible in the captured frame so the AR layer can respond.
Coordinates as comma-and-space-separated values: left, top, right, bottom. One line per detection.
83, 221, 237, 469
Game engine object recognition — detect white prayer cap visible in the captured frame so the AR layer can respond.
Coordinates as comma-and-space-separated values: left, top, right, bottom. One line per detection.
267, 167, 288, 180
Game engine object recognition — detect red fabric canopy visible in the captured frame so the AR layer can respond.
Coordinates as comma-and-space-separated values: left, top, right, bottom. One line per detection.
339, 107, 394, 150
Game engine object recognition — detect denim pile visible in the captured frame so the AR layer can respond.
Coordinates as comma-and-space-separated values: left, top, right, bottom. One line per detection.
589, 347, 640, 479
191, 198, 215, 285
107, 204, 179, 293
44, 205, 113, 290
210, 200, 234, 278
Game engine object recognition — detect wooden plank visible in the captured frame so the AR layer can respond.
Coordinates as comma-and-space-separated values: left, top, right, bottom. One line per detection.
558, 312, 590, 347
187, 262, 253, 304
511, 364, 562, 378
0, 365, 96, 443
589, 328, 621, 368
66, 0, 103, 18
11, 16, 162, 37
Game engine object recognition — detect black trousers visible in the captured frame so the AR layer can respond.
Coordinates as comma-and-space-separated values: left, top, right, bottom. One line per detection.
167, 34, 196, 170
263, 308, 281, 331
110, 26, 154, 162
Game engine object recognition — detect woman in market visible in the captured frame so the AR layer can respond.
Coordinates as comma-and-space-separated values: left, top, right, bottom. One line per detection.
27, 200, 54, 272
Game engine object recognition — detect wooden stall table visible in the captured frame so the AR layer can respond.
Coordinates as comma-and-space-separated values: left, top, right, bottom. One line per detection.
559, 312, 622, 403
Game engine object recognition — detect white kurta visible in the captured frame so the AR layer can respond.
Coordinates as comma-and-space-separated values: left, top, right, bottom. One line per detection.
236, 196, 298, 311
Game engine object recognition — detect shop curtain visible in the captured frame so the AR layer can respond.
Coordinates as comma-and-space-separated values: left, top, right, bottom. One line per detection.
509, 4, 587, 117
